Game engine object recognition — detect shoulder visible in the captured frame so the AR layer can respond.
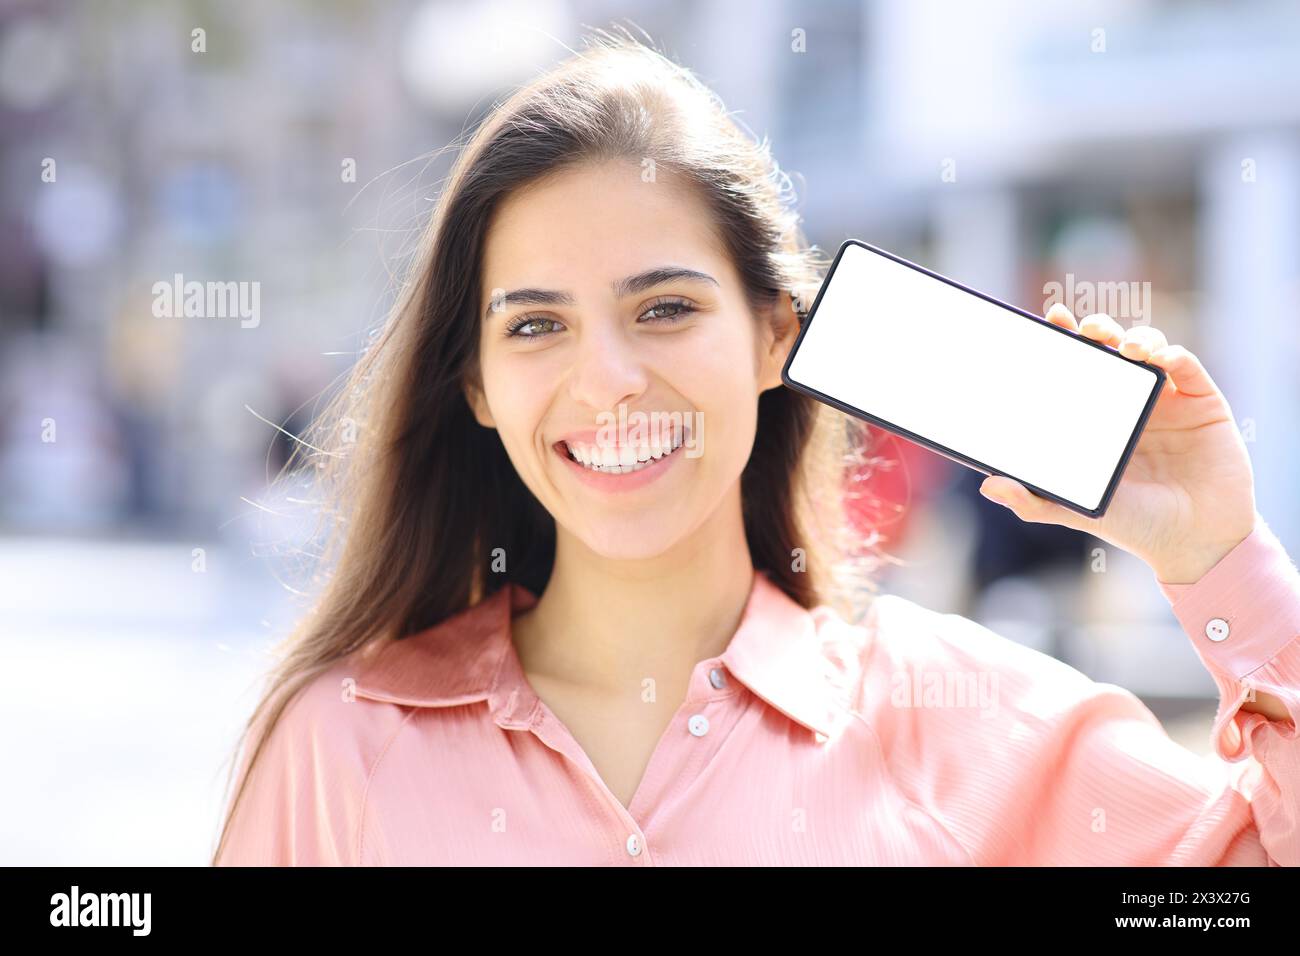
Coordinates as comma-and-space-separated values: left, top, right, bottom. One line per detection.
237, 648, 422, 812
811, 593, 1240, 866
215, 651, 407, 866
811, 591, 1149, 731
260, 651, 416, 769
868, 592, 1087, 680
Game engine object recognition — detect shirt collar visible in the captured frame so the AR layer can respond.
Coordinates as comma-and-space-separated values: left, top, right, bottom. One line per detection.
350, 567, 840, 738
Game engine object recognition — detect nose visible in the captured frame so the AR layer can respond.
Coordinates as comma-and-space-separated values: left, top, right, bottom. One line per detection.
566, 317, 650, 411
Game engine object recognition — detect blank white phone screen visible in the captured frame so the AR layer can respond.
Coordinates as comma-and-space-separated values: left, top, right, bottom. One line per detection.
786, 243, 1160, 513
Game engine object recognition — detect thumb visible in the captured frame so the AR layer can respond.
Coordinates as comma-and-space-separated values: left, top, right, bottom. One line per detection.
979, 476, 1091, 531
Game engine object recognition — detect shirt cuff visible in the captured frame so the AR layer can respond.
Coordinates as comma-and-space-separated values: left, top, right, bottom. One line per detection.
1156, 514, 1300, 761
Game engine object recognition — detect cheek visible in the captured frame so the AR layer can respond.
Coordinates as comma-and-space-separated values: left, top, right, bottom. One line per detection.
686, 317, 763, 404
481, 356, 552, 453
669, 309, 758, 376
672, 323, 763, 464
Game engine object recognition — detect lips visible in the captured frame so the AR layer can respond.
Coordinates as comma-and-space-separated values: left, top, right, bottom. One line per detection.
551, 418, 692, 476
562, 435, 681, 472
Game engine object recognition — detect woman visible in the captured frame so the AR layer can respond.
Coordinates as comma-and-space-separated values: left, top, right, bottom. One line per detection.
212, 30, 1299, 866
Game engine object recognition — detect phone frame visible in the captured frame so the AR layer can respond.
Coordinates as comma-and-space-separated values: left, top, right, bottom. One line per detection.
780, 238, 1167, 519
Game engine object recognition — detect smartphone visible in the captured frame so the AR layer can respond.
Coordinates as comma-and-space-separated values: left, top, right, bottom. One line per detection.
780, 239, 1166, 518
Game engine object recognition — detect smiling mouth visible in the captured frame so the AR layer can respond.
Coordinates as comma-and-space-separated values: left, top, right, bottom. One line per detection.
556, 428, 688, 475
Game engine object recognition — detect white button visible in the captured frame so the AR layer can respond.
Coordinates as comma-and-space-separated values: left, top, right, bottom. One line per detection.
688, 714, 710, 736
709, 667, 726, 689
1205, 618, 1230, 642
625, 833, 642, 856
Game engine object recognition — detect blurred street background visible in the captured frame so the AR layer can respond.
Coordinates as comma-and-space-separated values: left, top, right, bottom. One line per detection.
2, 0, 1298, 864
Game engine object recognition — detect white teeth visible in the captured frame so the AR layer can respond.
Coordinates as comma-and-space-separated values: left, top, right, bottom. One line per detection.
562, 429, 686, 475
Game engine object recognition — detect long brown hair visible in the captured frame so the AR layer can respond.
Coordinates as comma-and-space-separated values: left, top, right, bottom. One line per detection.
211, 25, 890, 864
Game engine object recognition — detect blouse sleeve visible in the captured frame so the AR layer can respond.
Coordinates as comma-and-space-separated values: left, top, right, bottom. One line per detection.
883, 514, 1300, 866
1147, 514, 1300, 862
212, 670, 371, 866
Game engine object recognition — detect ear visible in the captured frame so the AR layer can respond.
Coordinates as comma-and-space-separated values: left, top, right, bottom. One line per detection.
756, 290, 802, 393
463, 375, 496, 429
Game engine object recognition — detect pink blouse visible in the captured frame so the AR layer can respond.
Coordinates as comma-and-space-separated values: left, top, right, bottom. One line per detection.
213, 517, 1300, 866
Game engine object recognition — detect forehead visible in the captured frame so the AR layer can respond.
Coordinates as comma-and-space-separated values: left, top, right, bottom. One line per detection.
480, 160, 728, 288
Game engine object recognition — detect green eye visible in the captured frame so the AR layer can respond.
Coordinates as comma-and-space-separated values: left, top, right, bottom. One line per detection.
504, 316, 564, 338
640, 299, 697, 323
502, 298, 696, 339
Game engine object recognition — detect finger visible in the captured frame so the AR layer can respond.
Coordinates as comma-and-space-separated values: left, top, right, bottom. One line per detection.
1043, 302, 1079, 332
1145, 344, 1218, 398
1118, 324, 1168, 361
1078, 312, 1125, 347
980, 475, 1094, 532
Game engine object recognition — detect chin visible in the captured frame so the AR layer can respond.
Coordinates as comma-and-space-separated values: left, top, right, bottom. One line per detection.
576, 518, 688, 562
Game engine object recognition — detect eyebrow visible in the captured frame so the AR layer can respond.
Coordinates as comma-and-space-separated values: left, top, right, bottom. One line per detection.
484, 266, 719, 320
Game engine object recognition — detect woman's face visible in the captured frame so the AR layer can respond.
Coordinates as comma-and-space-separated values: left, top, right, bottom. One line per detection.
469, 158, 795, 561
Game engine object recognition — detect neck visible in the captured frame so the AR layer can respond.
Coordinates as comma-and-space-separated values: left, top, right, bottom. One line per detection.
512, 482, 755, 697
